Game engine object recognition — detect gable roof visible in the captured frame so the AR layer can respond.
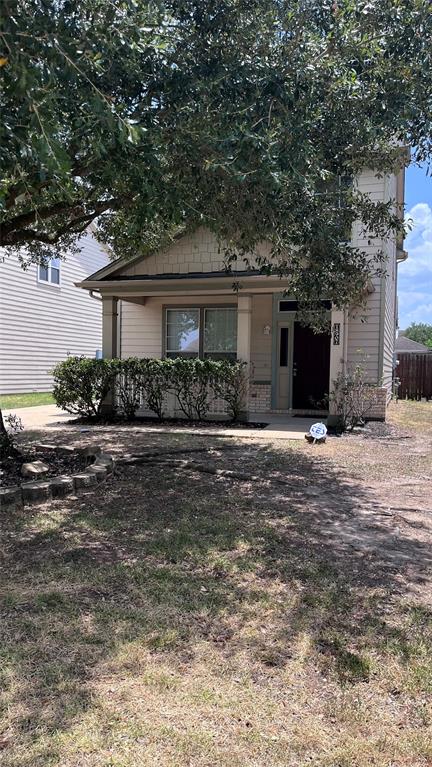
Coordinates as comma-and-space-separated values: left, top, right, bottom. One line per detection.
395, 336, 430, 352
81, 229, 189, 283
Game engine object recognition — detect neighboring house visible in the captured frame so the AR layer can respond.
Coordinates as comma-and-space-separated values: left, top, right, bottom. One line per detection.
78, 169, 406, 421
395, 336, 429, 353
0, 233, 109, 394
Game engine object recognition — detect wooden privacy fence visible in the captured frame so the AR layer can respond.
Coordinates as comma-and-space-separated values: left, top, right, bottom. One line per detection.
396, 352, 432, 400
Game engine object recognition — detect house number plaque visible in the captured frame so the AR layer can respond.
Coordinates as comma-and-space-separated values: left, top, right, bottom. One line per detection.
332, 322, 341, 345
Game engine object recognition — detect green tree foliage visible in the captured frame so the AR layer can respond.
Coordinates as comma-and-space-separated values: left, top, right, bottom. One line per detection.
402, 323, 432, 348
1, 0, 432, 309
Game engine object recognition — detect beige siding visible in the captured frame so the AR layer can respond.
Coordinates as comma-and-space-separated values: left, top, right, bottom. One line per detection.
381, 174, 398, 397
120, 299, 162, 358
119, 227, 269, 277
346, 169, 397, 387
0, 234, 108, 393
250, 294, 273, 382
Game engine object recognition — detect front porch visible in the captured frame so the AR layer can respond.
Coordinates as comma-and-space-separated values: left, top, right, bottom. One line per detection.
100, 287, 348, 421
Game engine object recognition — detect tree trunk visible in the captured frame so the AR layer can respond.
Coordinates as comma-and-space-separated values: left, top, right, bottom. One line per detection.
0, 406, 15, 457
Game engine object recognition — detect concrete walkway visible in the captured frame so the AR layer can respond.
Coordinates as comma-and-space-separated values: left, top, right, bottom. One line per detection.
3, 405, 325, 441
2, 404, 72, 431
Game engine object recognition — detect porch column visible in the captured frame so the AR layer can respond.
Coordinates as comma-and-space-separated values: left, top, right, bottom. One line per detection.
101, 297, 118, 415
102, 297, 118, 359
328, 308, 347, 425
237, 295, 252, 419
237, 295, 252, 365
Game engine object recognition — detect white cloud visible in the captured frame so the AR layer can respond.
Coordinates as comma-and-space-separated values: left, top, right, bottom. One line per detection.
398, 202, 432, 327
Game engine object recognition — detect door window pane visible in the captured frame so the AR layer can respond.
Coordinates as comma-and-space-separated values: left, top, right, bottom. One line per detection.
204, 308, 237, 358
166, 309, 199, 357
280, 326, 288, 367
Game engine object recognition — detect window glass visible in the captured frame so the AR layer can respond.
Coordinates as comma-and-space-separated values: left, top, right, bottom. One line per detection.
166, 309, 199, 357
204, 308, 237, 359
280, 326, 288, 367
38, 258, 60, 285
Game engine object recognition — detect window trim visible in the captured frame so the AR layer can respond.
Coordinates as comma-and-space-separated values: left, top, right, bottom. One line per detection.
165, 307, 200, 358
163, 304, 237, 360
37, 258, 61, 287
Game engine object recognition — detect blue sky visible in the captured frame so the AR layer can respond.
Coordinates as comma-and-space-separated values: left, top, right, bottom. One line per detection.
398, 163, 432, 329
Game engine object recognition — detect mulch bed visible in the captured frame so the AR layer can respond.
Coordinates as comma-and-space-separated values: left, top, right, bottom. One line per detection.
1, 448, 87, 488
70, 416, 269, 430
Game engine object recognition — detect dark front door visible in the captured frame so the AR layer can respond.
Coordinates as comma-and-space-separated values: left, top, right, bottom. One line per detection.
292, 323, 331, 410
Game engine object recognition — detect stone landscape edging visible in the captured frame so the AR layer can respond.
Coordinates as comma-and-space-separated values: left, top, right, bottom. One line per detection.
0, 444, 115, 510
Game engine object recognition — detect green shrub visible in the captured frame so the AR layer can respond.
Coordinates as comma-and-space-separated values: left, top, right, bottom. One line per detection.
141, 359, 172, 420
211, 360, 249, 421
115, 357, 143, 419
169, 358, 213, 420
52, 356, 250, 422
52, 356, 115, 418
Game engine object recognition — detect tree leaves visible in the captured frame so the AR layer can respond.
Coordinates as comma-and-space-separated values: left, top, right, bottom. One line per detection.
1, 0, 432, 306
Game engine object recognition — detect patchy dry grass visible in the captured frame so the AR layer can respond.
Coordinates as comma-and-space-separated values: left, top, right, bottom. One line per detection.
1, 403, 431, 766
389, 400, 432, 435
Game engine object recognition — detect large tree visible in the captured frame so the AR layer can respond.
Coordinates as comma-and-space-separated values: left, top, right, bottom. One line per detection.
401, 323, 432, 348
1, 0, 432, 308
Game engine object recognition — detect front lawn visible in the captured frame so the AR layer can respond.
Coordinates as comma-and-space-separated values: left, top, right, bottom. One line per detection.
0, 392, 54, 409
0, 406, 431, 766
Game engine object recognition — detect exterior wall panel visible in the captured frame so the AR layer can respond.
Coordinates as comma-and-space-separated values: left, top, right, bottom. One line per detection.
0, 234, 108, 393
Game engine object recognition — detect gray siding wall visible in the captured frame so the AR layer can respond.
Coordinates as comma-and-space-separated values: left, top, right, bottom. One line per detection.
0, 234, 108, 393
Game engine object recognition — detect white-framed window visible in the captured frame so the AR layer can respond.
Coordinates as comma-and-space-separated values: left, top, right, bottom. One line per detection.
165, 307, 237, 360
166, 308, 200, 358
38, 257, 61, 285
203, 308, 237, 360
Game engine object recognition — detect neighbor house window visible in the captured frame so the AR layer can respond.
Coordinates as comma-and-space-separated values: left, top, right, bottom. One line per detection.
38, 258, 60, 285
165, 307, 237, 360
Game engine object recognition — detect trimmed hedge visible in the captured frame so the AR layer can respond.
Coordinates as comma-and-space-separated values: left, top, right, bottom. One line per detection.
52, 356, 249, 421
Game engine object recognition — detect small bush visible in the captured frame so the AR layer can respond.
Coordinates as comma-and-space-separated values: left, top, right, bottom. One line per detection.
52, 356, 115, 418
0, 411, 23, 458
330, 364, 378, 431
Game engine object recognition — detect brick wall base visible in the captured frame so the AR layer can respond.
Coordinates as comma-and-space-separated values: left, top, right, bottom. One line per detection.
133, 383, 389, 422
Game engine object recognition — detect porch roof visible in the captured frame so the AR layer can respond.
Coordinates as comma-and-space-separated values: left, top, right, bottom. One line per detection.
76, 270, 290, 297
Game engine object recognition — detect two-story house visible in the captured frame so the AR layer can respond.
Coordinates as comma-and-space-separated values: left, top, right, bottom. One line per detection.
77, 169, 407, 422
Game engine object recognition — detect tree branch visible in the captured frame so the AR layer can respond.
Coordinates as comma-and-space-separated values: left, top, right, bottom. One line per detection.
0, 198, 122, 247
